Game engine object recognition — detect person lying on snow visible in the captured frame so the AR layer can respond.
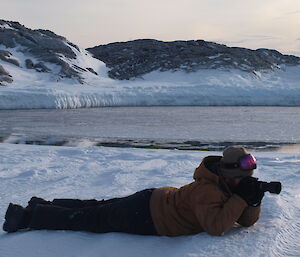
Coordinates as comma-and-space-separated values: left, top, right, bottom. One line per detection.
3, 146, 264, 236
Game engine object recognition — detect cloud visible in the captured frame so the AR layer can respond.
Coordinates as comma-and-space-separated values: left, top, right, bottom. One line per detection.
245, 35, 279, 40
285, 10, 300, 15
221, 35, 279, 45
273, 10, 300, 20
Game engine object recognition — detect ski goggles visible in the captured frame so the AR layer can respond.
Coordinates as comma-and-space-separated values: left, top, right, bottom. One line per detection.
222, 154, 257, 170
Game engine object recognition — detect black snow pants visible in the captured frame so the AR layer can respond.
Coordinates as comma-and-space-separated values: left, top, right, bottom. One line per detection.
29, 189, 158, 235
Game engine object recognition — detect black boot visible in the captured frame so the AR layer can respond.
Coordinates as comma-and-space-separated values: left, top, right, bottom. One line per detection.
3, 203, 31, 232
27, 196, 51, 209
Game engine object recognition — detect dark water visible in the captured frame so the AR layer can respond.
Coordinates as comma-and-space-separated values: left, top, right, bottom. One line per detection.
0, 106, 300, 151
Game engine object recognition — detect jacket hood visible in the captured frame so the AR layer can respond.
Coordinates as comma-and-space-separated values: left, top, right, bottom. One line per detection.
193, 156, 222, 181
193, 155, 233, 196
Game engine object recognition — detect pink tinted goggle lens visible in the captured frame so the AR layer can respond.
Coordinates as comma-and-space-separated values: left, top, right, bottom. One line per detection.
240, 154, 257, 170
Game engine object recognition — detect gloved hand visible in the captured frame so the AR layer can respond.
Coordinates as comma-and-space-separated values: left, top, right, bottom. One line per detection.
234, 177, 265, 207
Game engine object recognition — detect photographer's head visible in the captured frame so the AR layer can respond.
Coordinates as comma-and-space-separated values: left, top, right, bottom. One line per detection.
219, 146, 257, 179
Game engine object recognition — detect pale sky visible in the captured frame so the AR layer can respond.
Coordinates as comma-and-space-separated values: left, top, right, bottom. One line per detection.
1, 0, 299, 56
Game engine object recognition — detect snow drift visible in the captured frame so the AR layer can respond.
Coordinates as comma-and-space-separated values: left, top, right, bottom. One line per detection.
0, 66, 300, 109
0, 143, 299, 257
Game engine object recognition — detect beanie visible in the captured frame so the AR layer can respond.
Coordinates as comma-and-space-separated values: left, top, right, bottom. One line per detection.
219, 146, 254, 178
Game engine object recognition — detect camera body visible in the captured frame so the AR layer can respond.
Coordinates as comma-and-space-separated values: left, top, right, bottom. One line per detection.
255, 180, 281, 194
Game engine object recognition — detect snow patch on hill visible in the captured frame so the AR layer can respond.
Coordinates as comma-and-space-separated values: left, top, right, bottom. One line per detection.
0, 64, 300, 109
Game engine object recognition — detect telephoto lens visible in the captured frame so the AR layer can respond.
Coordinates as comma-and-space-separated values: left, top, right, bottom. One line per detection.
257, 181, 282, 194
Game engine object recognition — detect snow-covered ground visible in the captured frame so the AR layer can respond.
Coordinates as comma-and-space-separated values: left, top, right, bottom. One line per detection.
0, 143, 299, 257
1, 43, 300, 109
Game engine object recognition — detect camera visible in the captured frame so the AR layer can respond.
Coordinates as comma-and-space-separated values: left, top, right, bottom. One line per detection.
255, 180, 281, 194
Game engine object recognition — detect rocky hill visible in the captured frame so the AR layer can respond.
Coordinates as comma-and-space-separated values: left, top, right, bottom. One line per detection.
0, 20, 98, 85
1, 20, 300, 85
87, 39, 300, 80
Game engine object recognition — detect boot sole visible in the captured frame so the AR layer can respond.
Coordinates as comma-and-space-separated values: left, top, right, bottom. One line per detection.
3, 203, 24, 232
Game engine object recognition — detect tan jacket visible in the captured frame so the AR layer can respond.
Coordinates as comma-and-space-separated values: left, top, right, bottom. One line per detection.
150, 156, 260, 236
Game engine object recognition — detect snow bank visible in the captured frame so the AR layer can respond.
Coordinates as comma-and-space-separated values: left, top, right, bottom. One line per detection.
0, 143, 299, 257
0, 42, 300, 109
1, 66, 300, 109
